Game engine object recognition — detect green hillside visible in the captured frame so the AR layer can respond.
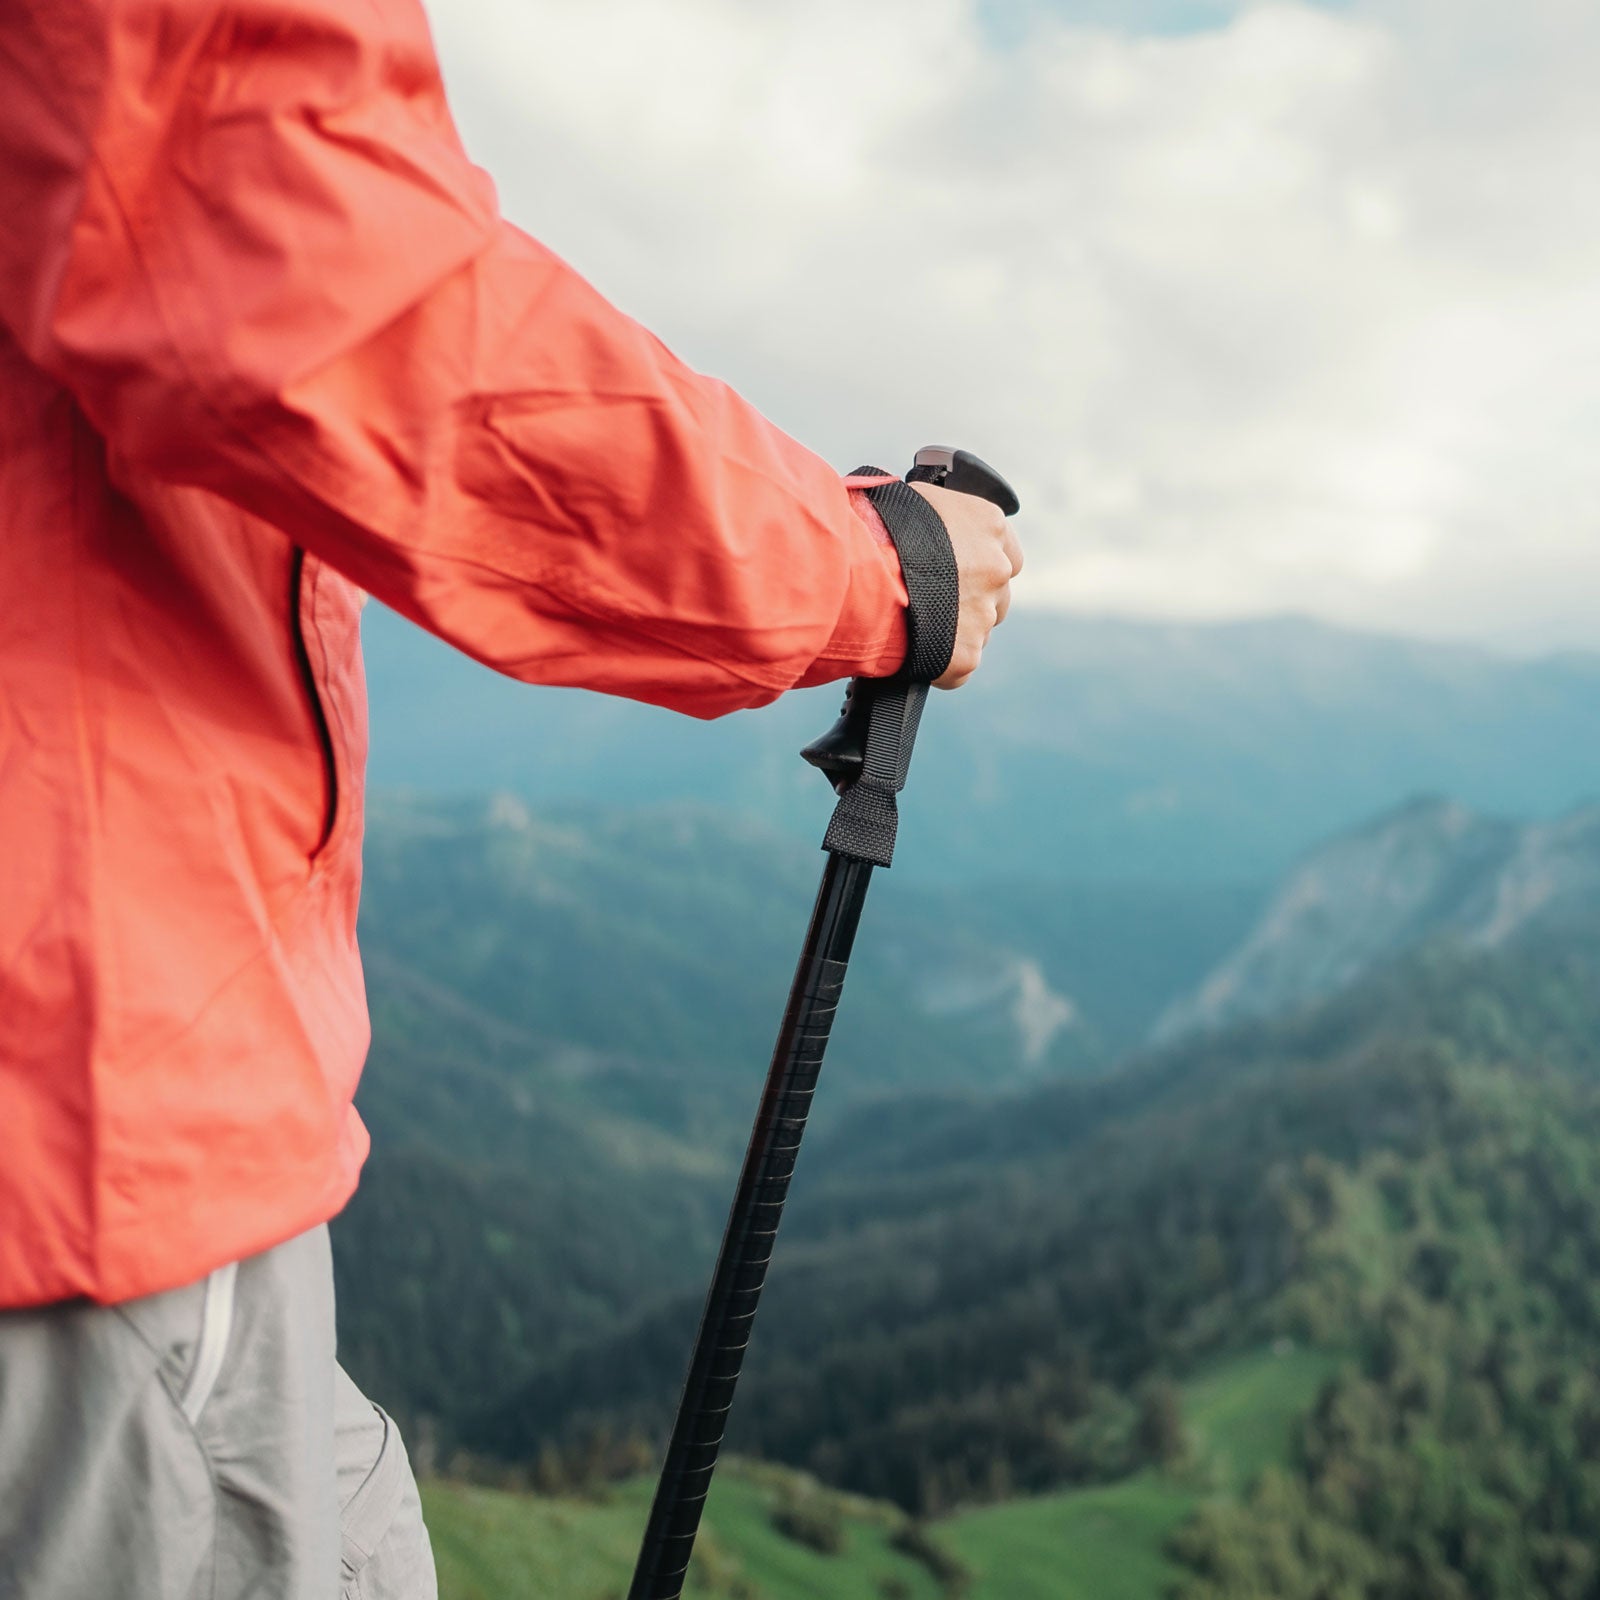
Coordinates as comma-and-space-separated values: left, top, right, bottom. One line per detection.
946, 1478, 1194, 1600
423, 1346, 1337, 1599
898, 1348, 1341, 1600
425, 1465, 945, 1600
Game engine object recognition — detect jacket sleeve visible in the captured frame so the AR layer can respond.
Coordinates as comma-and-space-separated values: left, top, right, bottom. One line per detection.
0, 0, 908, 716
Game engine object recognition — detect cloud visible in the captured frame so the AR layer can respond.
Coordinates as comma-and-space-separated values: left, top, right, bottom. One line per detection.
424, 0, 1600, 652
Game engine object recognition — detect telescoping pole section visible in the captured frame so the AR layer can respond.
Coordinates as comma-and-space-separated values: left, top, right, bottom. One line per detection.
628, 449, 1019, 1600
626, 850, 872, 1598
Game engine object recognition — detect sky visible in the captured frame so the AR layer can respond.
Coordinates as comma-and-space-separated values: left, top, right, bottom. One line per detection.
423, 0, 1600, 654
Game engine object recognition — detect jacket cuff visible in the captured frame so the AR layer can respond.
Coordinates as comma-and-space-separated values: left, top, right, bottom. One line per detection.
796, 488, 910, 686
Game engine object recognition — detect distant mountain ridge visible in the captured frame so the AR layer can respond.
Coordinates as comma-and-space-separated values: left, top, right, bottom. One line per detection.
1156, 797, 1600, 1041
364, 606, 1600, 885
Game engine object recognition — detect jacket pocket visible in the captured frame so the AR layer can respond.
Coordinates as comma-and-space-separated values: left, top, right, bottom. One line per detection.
290, 547, 340, 855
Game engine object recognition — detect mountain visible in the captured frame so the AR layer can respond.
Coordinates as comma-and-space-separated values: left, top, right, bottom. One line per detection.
1156, 797, 1600, 1041
337, 788, 1594, 1453
333, 787, 1600, 1597
355, 792, 1099, 1112
468, 924, 1600, 1600
335, 794, 1250, 1432
363, 606, 1600, 884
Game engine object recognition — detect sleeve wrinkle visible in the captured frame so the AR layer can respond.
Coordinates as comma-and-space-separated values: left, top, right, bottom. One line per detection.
0, 0, 907, 713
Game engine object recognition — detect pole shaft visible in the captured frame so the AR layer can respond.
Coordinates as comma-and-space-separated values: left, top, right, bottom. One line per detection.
628, 851, 874, 1600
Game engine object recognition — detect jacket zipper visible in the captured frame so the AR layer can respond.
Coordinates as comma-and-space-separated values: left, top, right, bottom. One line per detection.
290, 547, 339, 854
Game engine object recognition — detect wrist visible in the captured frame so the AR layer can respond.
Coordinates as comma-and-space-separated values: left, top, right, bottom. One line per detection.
799, 487, 910, 686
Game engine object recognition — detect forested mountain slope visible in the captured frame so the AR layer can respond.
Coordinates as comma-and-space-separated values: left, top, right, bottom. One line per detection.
469, 930, 1600, 1600
336, 794, 1246, 1431
337, 791, 1600, 1598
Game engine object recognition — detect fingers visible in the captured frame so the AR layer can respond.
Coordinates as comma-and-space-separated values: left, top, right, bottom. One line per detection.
934, 587, 1003, 690
983, 536, 1014, 632
1002, 523, 1024, 577
936, 541, 1011, 690
905, 478, 1023, 690
934, 652, 979, 691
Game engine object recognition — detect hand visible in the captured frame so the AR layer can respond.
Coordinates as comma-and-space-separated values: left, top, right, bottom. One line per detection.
909, 482, 1024, 689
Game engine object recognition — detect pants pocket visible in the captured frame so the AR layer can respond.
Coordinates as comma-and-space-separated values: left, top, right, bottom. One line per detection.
178, 1262, 238, 1423
335, 1368, 436, 1600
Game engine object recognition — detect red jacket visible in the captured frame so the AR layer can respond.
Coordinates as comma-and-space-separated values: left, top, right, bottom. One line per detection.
0, 0, 908, 1307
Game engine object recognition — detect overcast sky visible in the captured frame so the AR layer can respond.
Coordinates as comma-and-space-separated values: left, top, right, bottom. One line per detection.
424, 0, 1600, 654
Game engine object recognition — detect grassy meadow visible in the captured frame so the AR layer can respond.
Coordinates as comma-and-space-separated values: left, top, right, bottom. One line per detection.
424, 1343, 1338, 1599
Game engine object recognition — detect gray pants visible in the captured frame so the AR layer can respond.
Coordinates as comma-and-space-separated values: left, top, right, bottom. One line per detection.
0, 1225, 436, 1600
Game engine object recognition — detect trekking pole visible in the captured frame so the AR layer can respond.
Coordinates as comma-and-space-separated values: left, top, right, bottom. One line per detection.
627, 447, 1020, 1600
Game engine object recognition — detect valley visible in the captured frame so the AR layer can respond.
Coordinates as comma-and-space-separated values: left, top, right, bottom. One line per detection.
338, 613, 1600, 1598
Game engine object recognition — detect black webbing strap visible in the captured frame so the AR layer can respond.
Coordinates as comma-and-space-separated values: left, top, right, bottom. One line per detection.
858, 471, 959, 684
820, 680, 929, 867
820, 469, 959, 869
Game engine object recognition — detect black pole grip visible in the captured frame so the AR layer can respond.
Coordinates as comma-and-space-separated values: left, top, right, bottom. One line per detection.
905, 444, 1021, 514
801, 446, 1020, 865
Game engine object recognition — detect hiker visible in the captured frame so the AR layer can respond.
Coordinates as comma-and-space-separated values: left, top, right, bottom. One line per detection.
0, 2, 1023, 1597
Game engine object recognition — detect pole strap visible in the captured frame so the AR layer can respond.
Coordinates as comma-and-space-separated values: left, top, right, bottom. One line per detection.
859, 471, 960, 685
820, 680, 928, 867
820, 468, 958, 869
